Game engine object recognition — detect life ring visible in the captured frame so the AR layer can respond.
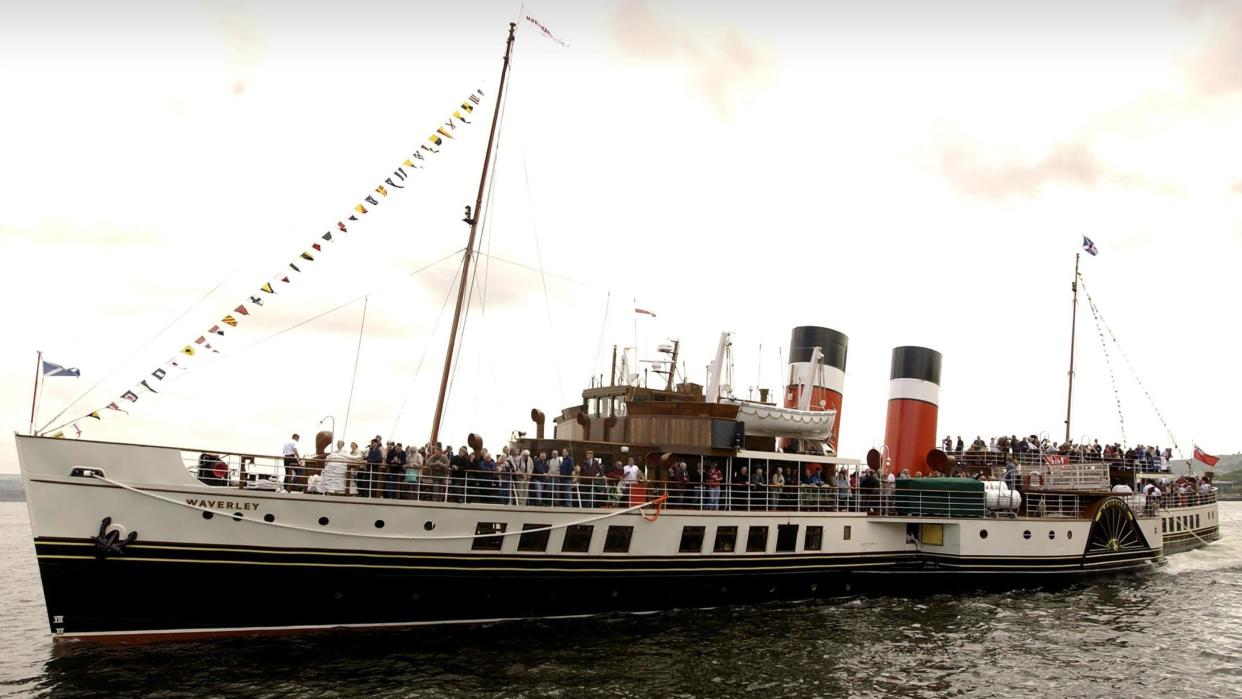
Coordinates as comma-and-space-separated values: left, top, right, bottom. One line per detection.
1023, 473, 1044, 489
211, 462, 227, 480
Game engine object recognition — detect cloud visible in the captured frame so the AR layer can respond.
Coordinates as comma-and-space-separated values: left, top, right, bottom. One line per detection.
938, 141, 1105, 200
610, 0, 776, 119
1180, 0, 1242, 95
206, 3, 266, 97
0, 219, 161, 249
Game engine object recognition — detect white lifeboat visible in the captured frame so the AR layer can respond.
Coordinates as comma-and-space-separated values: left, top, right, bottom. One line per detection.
722, 398, 836, 439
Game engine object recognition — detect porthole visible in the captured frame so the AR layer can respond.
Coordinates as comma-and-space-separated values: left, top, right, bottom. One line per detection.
1048, 531, 1055, 540
202, 511, 213, 520
410, 592, 420, 601
232, 512, 243, 521
1067, 531, 1073, 540
424, 521, 436, 531
1023, 530, 1032, 540
318, 516, 330, 526
810, 583, 819, 592
979, 529, 988, 539
374, 520, 385, 529
263, 514, 275, 523
333, 591, 343, 600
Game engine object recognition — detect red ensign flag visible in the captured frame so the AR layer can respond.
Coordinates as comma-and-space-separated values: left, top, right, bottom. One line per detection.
1193, 446, 1219, 467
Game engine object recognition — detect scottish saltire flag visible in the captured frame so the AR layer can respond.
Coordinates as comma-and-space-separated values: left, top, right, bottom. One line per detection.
42, 361, 80, 377
1082, 235, 1098, 256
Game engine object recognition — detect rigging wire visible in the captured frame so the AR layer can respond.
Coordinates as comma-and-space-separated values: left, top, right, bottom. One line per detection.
40, 250, 466, 437
1083, 282, 1127, 447
444, 50, 514, 423
521, 148, 565, 404
388, 260, 462, 440
342, 296, 369, 439
1080, 278, 1181, 457
593, 291, 612, 383
474, 252, 590, 286
38, 274, 236, 434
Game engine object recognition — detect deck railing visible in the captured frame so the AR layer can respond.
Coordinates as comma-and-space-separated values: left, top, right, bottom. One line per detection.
179, 453, 1214, 519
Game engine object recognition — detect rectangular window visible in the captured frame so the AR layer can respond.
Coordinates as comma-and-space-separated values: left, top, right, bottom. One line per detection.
804, 526, 823, 551
603, 525, 634, 553
562, 524, 594, 553
1196, 515, 1201, 529
920, 523, 944, 546
843, 525, 852, 541
679, 526, 706, 553
1162, 518, 1167, 533
471, 522, 507, 551
746, 526, 769, 553
518, 523, 551, 552
775, 524, 799, 552
713, 526, 738, 553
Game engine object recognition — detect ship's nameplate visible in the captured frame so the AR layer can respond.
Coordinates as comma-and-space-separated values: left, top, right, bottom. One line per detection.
184, 497, 262, 512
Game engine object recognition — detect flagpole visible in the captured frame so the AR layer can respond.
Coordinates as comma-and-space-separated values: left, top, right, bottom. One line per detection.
1063, 253, 1080, 445
429, 22, 517, 447
29, 350, 42, 435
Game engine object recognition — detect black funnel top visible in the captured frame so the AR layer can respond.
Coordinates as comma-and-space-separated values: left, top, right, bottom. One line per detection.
789, 326, 848, 371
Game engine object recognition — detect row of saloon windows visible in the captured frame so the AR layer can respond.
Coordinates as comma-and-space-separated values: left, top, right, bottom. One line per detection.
1162, 513, 1203, 533
471, 522, 847, 554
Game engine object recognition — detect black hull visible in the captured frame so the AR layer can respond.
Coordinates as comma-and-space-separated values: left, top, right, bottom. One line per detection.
35, 538, 1160, 641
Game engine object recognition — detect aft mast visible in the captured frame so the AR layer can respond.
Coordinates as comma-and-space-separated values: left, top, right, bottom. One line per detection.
429, 23, 517, 447
1063, 252, 1080, 445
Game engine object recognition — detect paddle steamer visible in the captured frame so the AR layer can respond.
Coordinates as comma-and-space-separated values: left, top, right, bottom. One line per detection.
16, 23, 1219, 642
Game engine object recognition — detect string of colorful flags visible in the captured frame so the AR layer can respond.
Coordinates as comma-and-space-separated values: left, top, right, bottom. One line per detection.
43, 88, 487, 437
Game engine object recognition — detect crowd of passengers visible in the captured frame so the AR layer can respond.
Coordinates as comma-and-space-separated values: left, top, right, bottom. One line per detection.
242, 433, 1031, 513
945, 434, 1175, 472
193, 433, 1214, 515
1109, 474, 1217, 515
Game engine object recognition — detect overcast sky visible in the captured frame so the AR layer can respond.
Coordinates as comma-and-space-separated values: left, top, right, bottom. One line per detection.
2, 0, 1240, 473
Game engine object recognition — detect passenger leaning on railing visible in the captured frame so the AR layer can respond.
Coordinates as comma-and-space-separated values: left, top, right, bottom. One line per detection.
706, 463, 723, 510
425, 446, 449, 501
282, 433, 304, 493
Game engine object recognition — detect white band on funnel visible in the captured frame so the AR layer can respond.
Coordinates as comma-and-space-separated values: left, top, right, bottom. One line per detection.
788, 362, 846, 394
888, 378, 940, 405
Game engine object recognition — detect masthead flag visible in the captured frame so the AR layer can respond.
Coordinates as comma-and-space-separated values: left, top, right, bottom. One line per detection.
1082, 235, 1098, 256
634, 307, 657, 318
525, 14, 569, 47
41, 361, 80, 377
1193, 445, 1220, 467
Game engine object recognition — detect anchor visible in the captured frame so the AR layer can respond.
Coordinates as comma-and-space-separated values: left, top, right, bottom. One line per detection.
92, 517, 138, 559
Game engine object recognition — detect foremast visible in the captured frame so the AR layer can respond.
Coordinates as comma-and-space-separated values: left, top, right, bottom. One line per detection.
429, 22, 517, 446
